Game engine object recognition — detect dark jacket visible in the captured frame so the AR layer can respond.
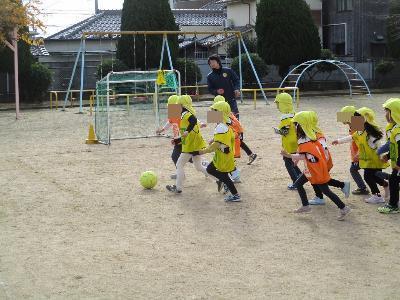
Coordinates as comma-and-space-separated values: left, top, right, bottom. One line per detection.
207, 67, 240, 102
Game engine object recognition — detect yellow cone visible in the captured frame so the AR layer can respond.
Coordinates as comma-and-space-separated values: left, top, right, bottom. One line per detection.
85, 123, 98, 144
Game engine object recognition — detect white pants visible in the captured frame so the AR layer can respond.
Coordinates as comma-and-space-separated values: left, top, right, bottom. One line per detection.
176, 153, 208, 190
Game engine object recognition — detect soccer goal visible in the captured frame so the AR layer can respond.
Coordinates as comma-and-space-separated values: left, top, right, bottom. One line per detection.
95, 69, 181, 144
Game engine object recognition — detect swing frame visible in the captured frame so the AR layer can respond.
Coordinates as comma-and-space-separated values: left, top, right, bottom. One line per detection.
63, 30, 268, 112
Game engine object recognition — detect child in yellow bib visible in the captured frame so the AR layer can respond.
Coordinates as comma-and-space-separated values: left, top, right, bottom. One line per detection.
378, 98, 400, 214
199, 101, 241, 202
273, 92, 302, 190
352, 107, 389, 203
166, 95, 208, 194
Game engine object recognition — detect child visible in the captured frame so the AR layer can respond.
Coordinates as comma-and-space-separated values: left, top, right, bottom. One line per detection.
332, 106, 370, 195
333, 107, 389, 203
156, 95, 186, 179
199, 101, 241, 202
273, 92, 302, 190
281, 111, 351, 220
166, 95, 208, 194
309, 111, 351, 205
214, 95, 257, 165
378, 98, 400, 213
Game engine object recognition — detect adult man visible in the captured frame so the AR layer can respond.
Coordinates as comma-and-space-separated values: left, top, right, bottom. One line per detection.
207, 54, 241, 119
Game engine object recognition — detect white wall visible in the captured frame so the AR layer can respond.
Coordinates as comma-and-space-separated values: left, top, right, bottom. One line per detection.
226, 1, 257, 27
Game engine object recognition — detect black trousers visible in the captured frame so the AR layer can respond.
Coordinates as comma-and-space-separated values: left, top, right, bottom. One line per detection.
283, 156, 302, 183
206, 162, 238, 195
313, 179, 345, 199
294, 174, 345, 209
239, 133, 253, 156
389, 169, 400, 208
364, 168, 387, 195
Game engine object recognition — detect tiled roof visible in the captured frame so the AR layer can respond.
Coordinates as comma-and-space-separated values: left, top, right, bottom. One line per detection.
30, 44, 49, 56
47, 6, 225, 40
200, 0, 226, 9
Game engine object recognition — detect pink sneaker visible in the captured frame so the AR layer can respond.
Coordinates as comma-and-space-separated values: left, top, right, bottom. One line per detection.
293, 206, 311, 213
365, 194, 385, 204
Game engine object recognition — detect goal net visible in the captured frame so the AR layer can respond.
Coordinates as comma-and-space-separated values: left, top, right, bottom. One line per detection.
95, 70, 181, 144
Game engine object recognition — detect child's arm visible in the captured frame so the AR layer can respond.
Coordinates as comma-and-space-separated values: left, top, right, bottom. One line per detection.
273, 126, 290, 136
156, 121, 171, 134
377, 141, 390, 156
199, 142, 222, 155
280, 150, 305, 162
332, 135, 352, 145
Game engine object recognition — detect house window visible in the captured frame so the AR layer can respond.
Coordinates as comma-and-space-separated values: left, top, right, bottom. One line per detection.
337, 0, 353, 12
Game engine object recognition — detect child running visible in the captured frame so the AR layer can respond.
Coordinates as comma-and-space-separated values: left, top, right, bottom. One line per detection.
332, 106, 370, 195
214, 95, 257, 165
280, 111, 351, 220
378, 98, 400, 214
273, 92, 302, 190
333, 107, 389, 203
166, 95, 208, 194
199, 101, 241, 202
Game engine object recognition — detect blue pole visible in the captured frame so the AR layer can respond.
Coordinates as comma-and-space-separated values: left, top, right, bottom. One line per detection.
159, 36, 166, 70
238, 35, 243, 104
79, 38, 86, 113
240, 37, 268, 104
164, 35, 179, 93
63, 40, 82, 110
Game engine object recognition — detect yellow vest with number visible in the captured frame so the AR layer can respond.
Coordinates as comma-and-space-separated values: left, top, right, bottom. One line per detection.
180, 111, 206, 152
213, 124, 235, 172
352, 131, 389, 169
279, 115, 297, 153
389, 125, 400, 168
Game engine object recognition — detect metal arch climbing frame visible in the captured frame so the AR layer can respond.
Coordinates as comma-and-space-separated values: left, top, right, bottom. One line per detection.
279, 59, 372, 100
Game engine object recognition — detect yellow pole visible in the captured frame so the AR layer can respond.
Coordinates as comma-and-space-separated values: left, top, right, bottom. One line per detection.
56, 93, 58, 110
50, 92, 53, 110
126, 95, 130, 113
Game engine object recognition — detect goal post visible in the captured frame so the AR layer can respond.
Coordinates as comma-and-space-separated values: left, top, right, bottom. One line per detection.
95, 69, 181, 144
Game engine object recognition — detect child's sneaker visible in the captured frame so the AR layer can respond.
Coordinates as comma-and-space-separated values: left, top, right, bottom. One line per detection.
247, 153, 257, 165
337, 206, 351, 221
352, 188, 369, 195
224, 194, 241, 202
287, 183, 297, 191
166, 185, 182, 194
384, 185, 390, 200
378, 204, 400, 214
365, 194, 385, 204
309, 196, 325, 205
341, 181, 351, 198
293, 206, 311, 213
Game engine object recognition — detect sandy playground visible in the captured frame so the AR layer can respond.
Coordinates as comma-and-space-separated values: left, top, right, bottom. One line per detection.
1, 94, 400, 299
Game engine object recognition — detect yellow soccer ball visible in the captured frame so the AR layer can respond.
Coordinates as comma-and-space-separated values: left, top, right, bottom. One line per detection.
140, 171, 158, 189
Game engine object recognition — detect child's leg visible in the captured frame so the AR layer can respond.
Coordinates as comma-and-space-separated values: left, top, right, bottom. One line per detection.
171, 144, 182, 166
389, 170, 400, 208
364, 168, 382, 195
317, 184, 346, 209
293, 174, 310, 206
192, 155, 208, 176
312, 184, 324, 199
373, 170, 388, 188
350, 162, 367, 190
327, 178, 345, 189
206, 163, 238, 195
283, 156, 301, 183
176, 153, 193, 190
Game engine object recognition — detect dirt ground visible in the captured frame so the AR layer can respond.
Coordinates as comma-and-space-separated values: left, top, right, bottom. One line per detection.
1, 94, 400, 299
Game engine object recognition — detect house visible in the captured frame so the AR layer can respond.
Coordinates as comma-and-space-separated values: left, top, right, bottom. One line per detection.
322, 0, 390, 61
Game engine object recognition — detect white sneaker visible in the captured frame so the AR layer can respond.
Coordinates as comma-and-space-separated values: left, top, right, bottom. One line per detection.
309, 197, 325, 205
293, 206, 311, 213
337, 206, 351, 221
365, 194, 385, 204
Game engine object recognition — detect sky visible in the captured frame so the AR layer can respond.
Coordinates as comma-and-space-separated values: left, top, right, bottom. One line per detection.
38, 0, 124, 37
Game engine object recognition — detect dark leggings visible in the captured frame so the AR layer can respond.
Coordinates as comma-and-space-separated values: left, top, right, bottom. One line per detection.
294, 174, 346, 208
313, 178, 345, 199
239, 133, 253, 156
364, 168, 388, 195
283, 156, 302, 183
389, 169, 400, 208
206, 162, 238, 195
